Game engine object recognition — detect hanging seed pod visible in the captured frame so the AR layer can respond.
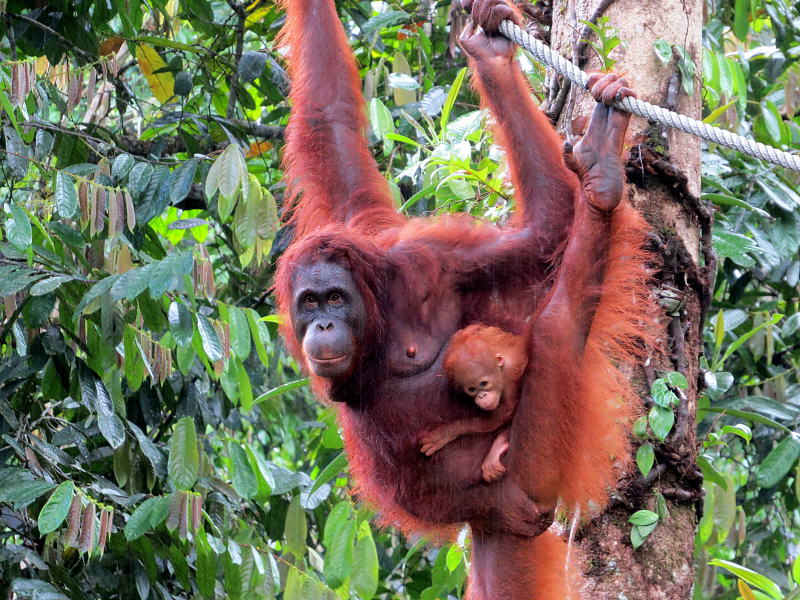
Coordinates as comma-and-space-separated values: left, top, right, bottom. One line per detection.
97, 508, 110, 552
64, 494, 82, 547
78, 502, 96, 555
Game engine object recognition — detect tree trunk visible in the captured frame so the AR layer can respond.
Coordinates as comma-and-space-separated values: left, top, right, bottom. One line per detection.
546, 0, 708, 598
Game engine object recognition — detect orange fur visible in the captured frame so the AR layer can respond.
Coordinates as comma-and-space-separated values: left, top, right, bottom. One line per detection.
444, 325, 528, 386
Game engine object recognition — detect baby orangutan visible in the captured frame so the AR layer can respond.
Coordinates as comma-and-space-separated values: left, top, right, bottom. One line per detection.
419, 325, 527, 482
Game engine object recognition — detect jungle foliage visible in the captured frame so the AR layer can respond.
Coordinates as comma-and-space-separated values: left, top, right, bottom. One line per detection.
0, 0, 798, 599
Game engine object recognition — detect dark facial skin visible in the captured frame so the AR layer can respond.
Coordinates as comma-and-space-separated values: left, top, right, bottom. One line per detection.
290, 260, 366, 380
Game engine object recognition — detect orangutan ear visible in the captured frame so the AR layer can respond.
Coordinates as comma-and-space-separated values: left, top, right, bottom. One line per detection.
496, 353, 505, 367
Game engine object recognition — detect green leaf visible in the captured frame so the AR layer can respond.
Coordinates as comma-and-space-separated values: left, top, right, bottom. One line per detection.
708, 560, 783, 600
445, 543, 463, 572
351, 522, 379, 599
441, 67, 467, 133
73, 276, 119, 321
323, 503, 356, 589
721, 424, 752, 443
33, 129, 56, 162
238, 51, 268, 83
129, 422, 166, 476
95, 378, 126, 449
368, 98, 395, 155
112, 153, 135, 180
168, 301, 194, 346
699, 406, 792, 434
629, 510, 659, 526
168, 417, 199, 490
733, 0, 749, 40
651, 379, 678, 407
760, 101, 783, 144
253, 379, 310, 406
636, 444, 655, 477
37, 481, 74, 535
702, 192, 771, 218
648, 405, 675, 441
284, 495, 307, 559
5, 204, 32, 250
148, 251, 193, 298
197, 314, 223, 362
218, 144, 246, 202
665, 371, 688, 389
4, 126, 29, 179
54, 172, 79, 219
196, 533, 217, 598
721, 313, 783, 365
228, 307, 251, 360
653, 39, 672, 64
284, 567, 305, 600
713, 230, 758, 268
228, 441, 257, 500
236, 359, 253, 412
30, 275, 74, 296
205, 152, 222, 200
0, 478, 54, 508
125, 496, 170, 540
170, 158, 197, 203
309, 452, 347, 495
793, 555, 800, 586
224, 552, 243, 600
756, 435, 800, 489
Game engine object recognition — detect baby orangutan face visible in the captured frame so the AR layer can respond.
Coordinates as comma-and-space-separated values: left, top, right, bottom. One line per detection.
459, 354, 505, 411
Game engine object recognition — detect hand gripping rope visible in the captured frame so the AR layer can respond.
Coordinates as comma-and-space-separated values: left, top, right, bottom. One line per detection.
496, 19, 800, 172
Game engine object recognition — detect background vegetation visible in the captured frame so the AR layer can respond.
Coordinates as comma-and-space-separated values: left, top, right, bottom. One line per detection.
0, 0, 798, 598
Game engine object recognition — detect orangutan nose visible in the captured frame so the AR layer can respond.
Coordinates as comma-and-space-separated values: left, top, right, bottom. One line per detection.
316, 320, 334, 331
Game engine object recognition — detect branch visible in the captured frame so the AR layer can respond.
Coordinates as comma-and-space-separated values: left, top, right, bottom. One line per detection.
226, 10, 246, 119
8, 12, 94, 63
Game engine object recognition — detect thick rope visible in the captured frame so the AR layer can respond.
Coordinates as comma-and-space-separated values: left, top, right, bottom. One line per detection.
498, 20, 800, 172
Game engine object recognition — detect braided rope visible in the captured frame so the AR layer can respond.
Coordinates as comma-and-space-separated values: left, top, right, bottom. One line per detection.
498, 20, 800, 172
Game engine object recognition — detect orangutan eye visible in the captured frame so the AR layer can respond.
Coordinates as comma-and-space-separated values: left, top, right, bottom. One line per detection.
303, 295, 319, 308
329, 292, 343, 305
467, 387, 477, 394
480, 380, 489, 388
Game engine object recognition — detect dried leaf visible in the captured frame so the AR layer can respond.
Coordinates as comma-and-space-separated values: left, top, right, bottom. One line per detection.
191, 494, 201, 533
78, 502, 96, 554
136, 44, 175, 104
178, 491, 188, 540
64, 494, 82, 547
125, 190, 136, 231
97, 509, 110, 552
108, 189, 118, 238
78, 182, 89, 227
99, 36, 124, 57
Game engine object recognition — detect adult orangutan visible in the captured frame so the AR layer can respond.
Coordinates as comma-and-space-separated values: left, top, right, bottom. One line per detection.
274, 0, 654, 597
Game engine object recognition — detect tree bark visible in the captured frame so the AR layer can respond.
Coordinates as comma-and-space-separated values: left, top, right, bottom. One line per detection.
547, 0, 707, 598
